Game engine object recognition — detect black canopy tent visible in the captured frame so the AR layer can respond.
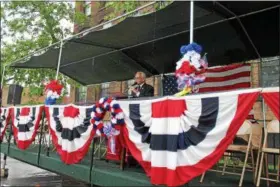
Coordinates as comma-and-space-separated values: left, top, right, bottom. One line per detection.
11, 1, 279, 85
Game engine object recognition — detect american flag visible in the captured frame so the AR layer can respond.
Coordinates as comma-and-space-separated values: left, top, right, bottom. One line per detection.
162, 63, 255, 121
162, 75, 178, 96
162, 63, 251, 95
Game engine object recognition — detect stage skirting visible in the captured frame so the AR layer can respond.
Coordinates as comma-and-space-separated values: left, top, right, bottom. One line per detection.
1, 87, 279, 186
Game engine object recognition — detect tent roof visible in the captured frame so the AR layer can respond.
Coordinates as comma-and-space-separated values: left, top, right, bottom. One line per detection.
12, 1, 280, 85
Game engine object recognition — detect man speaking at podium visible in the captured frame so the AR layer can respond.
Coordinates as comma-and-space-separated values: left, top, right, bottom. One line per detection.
128, 72, 154, 98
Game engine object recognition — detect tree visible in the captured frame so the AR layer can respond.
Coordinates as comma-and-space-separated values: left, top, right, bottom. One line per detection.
104, 1, 172, 21
1, 1, 87, 102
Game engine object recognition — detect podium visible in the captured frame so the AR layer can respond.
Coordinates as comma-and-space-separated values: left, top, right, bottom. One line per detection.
108, 92, 130, 100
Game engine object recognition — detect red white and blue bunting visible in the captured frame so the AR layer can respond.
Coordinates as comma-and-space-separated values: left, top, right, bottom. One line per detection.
2, 88, 271, 187
117, 88, 260, 186
45, 97, 125, 164
90, 97, 125, 161
44, 80, 63, 105
45, 104, 94, 164
90, 97, 125, 137
10, 105, 44, 149
0, 107, 11, 140
261, 87, 279, 120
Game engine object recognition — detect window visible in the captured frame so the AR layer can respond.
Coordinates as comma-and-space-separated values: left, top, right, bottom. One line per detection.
100, 83, 110, 97
84, 1, 91, 16
261, 57, 279, 87
75, 86, 87, 103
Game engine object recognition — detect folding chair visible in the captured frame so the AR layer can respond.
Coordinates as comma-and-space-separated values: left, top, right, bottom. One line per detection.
200, 120, 255, 187
251, 123, 263, 184
256, 120, 280, 187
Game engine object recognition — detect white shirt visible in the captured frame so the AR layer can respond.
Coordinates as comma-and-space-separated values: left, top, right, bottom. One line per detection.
136, 83, 144, 97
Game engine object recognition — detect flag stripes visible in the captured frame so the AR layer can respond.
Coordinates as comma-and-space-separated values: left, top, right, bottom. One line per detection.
45, 104, 95, 164
199, 63, 251, 92
0, 107, 10, 140
162, 63, 251, 95
119, 89, 260, 186
10, 105, 43, 149
261, 87, 280, 120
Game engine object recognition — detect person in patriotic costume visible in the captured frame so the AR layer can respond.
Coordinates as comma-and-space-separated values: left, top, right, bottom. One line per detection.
44, 80, 63, 105
175, 42, 208, 96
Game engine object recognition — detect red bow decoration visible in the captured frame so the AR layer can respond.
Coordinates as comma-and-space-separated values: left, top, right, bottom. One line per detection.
20, 108, 30, 116
63, 106, 80, 118
175, 61, 198, 76
45, 80, 63, 95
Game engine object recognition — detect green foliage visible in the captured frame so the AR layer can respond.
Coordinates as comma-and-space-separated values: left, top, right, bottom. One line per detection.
55, 96, 64, 105
28, 85, 44, 97
104, 1, 172, 21
20, 100, 44, 105
1, 1, 86, 98
104, 1, 142, 21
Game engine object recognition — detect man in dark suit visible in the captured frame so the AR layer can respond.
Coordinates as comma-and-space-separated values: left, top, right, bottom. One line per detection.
130, 72, 154, 97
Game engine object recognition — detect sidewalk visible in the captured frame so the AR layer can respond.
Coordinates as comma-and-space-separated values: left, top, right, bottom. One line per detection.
0, 154, 89, 186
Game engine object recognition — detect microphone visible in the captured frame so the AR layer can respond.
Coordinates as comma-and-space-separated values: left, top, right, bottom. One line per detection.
127, 82, 138, 97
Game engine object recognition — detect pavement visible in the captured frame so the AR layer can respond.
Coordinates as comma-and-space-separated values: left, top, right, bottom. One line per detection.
0, 154, 89, 187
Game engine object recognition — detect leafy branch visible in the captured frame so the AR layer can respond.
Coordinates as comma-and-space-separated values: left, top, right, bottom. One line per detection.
1, 1, 87, 98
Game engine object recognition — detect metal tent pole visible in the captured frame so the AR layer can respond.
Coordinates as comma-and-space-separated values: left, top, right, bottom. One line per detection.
7, 4, 279, 70
55, 41, 63, 80
190, 0, 194, 43
8, 1, 157, 67
0, 65, 9, 178
60, 4, 279, 69
215, 2, 262, 61
1, 65, 6, 89
47, 40, 63, 156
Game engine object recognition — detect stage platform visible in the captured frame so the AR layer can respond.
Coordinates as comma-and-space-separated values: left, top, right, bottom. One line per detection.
1, 143, 277, 187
